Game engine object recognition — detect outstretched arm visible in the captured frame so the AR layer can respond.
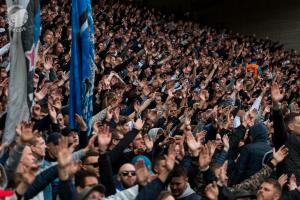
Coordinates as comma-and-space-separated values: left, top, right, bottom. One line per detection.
271, 82, 288, 150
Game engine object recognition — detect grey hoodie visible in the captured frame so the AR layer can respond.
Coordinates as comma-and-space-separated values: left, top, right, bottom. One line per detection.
168, 183, 202, 200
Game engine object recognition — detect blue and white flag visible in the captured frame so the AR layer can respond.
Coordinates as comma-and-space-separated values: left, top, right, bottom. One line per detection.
69, 0, 95, 134
3, 0, 40, 145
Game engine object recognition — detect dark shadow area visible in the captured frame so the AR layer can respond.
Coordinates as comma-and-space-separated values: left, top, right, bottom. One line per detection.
142, 0, 300, 51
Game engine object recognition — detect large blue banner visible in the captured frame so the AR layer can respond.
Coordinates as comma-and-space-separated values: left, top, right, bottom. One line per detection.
70, 0, 95, 134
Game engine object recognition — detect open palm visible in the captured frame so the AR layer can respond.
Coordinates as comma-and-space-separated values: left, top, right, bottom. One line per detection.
271, 82, 284, 102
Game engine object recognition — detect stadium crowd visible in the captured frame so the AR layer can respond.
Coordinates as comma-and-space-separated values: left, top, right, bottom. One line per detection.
0, 0, 300, 199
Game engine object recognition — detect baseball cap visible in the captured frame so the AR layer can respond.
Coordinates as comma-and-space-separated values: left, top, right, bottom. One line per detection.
78, 184, 106, 200
61, 126, 77, 136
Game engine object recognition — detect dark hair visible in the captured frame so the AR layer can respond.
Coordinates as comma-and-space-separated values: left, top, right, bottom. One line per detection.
262, 178, 282, 196
153, 155, 165, 173
118, 117, 128, 126
75, 170, 98, 188
284, 112, 300, 131
172, 165, 187, 178
111, 129, 122, 139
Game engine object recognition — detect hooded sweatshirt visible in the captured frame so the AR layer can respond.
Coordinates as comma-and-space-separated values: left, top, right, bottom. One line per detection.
230, 123, 272, 185
168, 183, 202, 200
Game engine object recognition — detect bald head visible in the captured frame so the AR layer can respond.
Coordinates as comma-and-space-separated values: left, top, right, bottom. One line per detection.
118, 163, 136, 188
119, 163, 135, 173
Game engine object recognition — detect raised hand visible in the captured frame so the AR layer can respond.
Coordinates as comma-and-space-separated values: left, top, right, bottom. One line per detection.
234, 79, 244, 91
184, 115, 191, 127
262, 83, 270, 95
0, 78, 8, 90
159, 136, 175, 147
186, 131, 201, 156
263, 105, 271, 114
92, 121, 100, 133
207, 140, 218, 157
278, 174, 288, 187
144, 134, 153, 152
134, 118, 144, 131
34, 86, 48, 101
199, 90, 208, 101
271, 82, 284, 103
271, 145, 289, 166
135, 159, 150, 186
57, 137, 71, 168
17, 121, 38, 144
167, 88, 174, 98
20, 164, 39, 185
97, 124, 112, 154
242, 110, 256, 128
199, 144, 212, 170
210, 106, 218, 120
48, 103, 57, 124
57, 137, 73, 181
165, 143, 176, 172
222, 135, 230, 151
75, 114, 87, 131
193, 59, 199, 66
205, 181, 219, 200
62, 71, 70, 82
112, 107, 120, 122
106, 106, 113, 121
65, 160, 81, 178
174, 135, 184, 144
44, 56, 53, 71
174, 141, 185, 163
288, 174, 297, 191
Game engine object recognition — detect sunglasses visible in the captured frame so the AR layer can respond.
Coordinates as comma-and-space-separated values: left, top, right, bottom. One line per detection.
85, 162, 98, 167
120, 171, 136, 176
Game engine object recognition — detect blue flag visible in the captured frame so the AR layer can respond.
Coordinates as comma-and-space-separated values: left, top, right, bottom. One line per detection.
3, 0, 40, 145
70, 0, 95, 134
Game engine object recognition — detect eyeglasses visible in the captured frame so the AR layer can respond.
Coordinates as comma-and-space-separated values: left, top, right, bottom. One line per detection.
120, 171, 136, 176
85, 162, 98, 167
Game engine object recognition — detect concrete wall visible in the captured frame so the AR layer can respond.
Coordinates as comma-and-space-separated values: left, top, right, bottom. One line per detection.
143, 0, 300, 51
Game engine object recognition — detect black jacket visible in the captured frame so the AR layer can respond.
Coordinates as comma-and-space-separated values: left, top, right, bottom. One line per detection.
272, 107, 300, 184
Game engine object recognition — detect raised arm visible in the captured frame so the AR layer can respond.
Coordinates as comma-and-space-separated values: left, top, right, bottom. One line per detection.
203, 63, 218, 88
135, 143, 176, 200
229, 145, 288, 192
109, 119, 143, 164
271, 82, 288, 150
5, 122, 37, 182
